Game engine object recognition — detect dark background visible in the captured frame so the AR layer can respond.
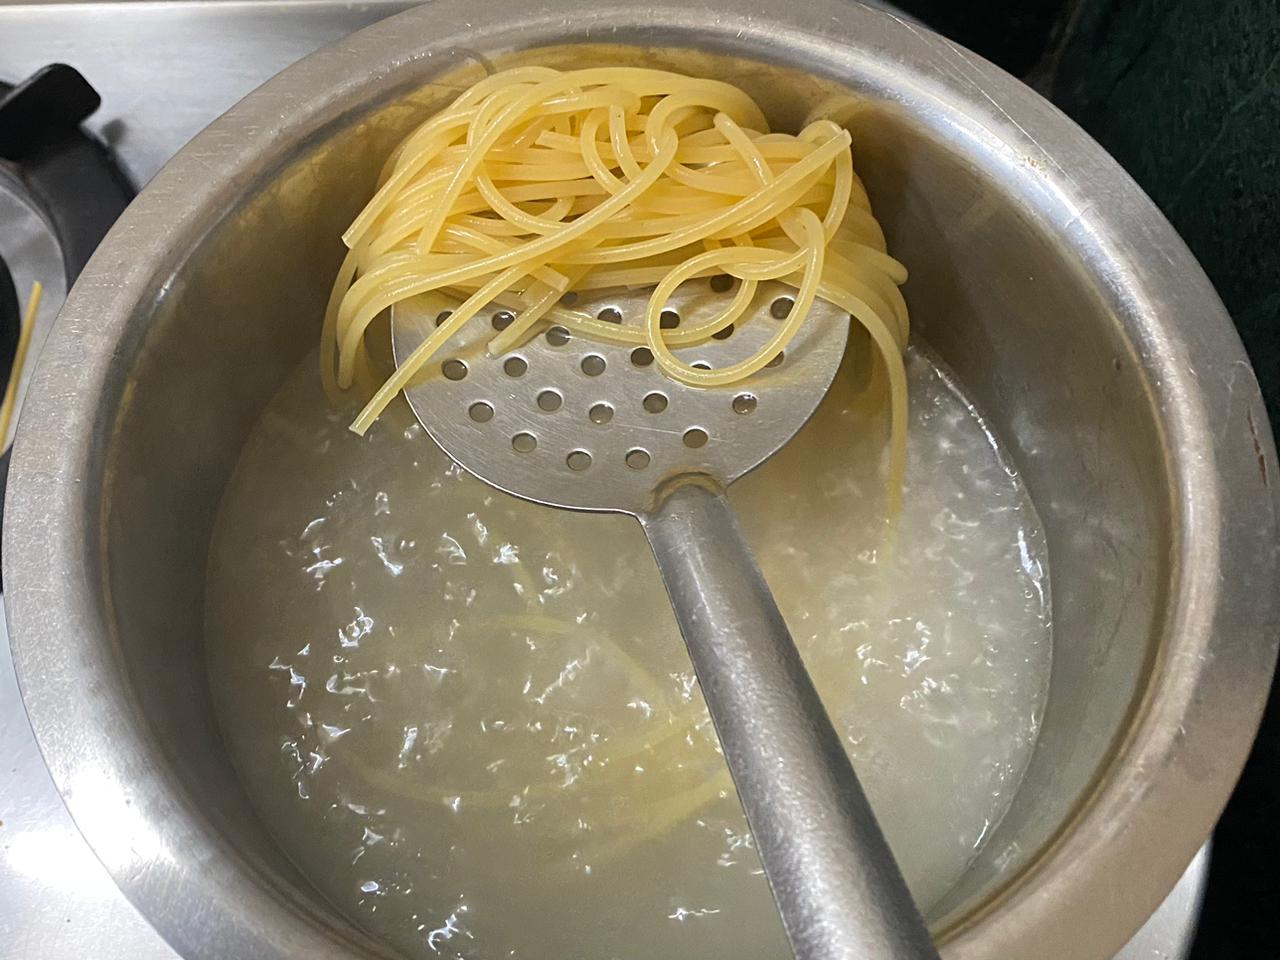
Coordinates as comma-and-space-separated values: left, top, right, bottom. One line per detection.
889, 1, 1278, 956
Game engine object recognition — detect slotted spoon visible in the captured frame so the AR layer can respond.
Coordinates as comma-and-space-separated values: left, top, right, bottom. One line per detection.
392, 279, 939, 960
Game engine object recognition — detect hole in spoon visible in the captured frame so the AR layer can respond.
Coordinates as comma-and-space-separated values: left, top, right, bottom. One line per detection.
643, 392, 668, 413
682, 428, 709, 448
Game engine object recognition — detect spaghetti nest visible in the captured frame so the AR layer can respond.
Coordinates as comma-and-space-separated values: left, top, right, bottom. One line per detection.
322, 66, 909, 497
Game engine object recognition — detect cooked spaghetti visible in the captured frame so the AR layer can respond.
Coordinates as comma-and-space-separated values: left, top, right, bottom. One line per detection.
322, 66, 909, 495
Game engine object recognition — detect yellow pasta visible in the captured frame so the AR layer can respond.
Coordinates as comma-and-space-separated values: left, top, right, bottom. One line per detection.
322, 66, 910, 504
0, 281, 42, 454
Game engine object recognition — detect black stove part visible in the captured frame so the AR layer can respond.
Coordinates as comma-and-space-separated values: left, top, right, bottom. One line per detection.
0, 65, 133, 280
0, 252, 17, 383
0, 64, 101, 163
0, 64, 135, 588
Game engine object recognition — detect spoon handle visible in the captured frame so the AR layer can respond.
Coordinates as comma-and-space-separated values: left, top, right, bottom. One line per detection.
640, 480, 939, 960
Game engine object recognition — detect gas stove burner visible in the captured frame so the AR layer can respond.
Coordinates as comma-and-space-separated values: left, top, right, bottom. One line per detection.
0, 64, 134, 276
0, 63, 133, 582
0, 163, 65, 385
0, 64, 133, 441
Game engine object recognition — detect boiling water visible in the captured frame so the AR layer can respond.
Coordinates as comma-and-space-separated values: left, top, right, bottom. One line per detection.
206, 347, 1051, 959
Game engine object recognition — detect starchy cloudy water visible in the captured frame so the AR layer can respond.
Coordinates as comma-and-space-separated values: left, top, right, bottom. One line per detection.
206, 346, 1051, 959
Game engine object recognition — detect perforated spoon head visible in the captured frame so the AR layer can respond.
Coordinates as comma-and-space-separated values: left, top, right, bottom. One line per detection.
392, 278, 850, 515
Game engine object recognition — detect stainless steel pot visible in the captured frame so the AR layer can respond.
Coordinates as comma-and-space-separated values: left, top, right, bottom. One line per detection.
5, 2, 1277, 959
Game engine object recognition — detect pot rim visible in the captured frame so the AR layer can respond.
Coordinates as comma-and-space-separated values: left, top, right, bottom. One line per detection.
5, 2, 1277, 959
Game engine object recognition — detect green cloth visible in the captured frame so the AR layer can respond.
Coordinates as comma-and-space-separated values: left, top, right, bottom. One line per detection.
1053, 0, 1280, 428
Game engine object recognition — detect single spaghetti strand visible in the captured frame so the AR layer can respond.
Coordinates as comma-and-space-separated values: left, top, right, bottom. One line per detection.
644, 210, 826, 387
0, 281, 43, 452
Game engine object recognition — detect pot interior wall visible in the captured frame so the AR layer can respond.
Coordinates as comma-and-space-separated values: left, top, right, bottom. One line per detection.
96, 43, 1167, 953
